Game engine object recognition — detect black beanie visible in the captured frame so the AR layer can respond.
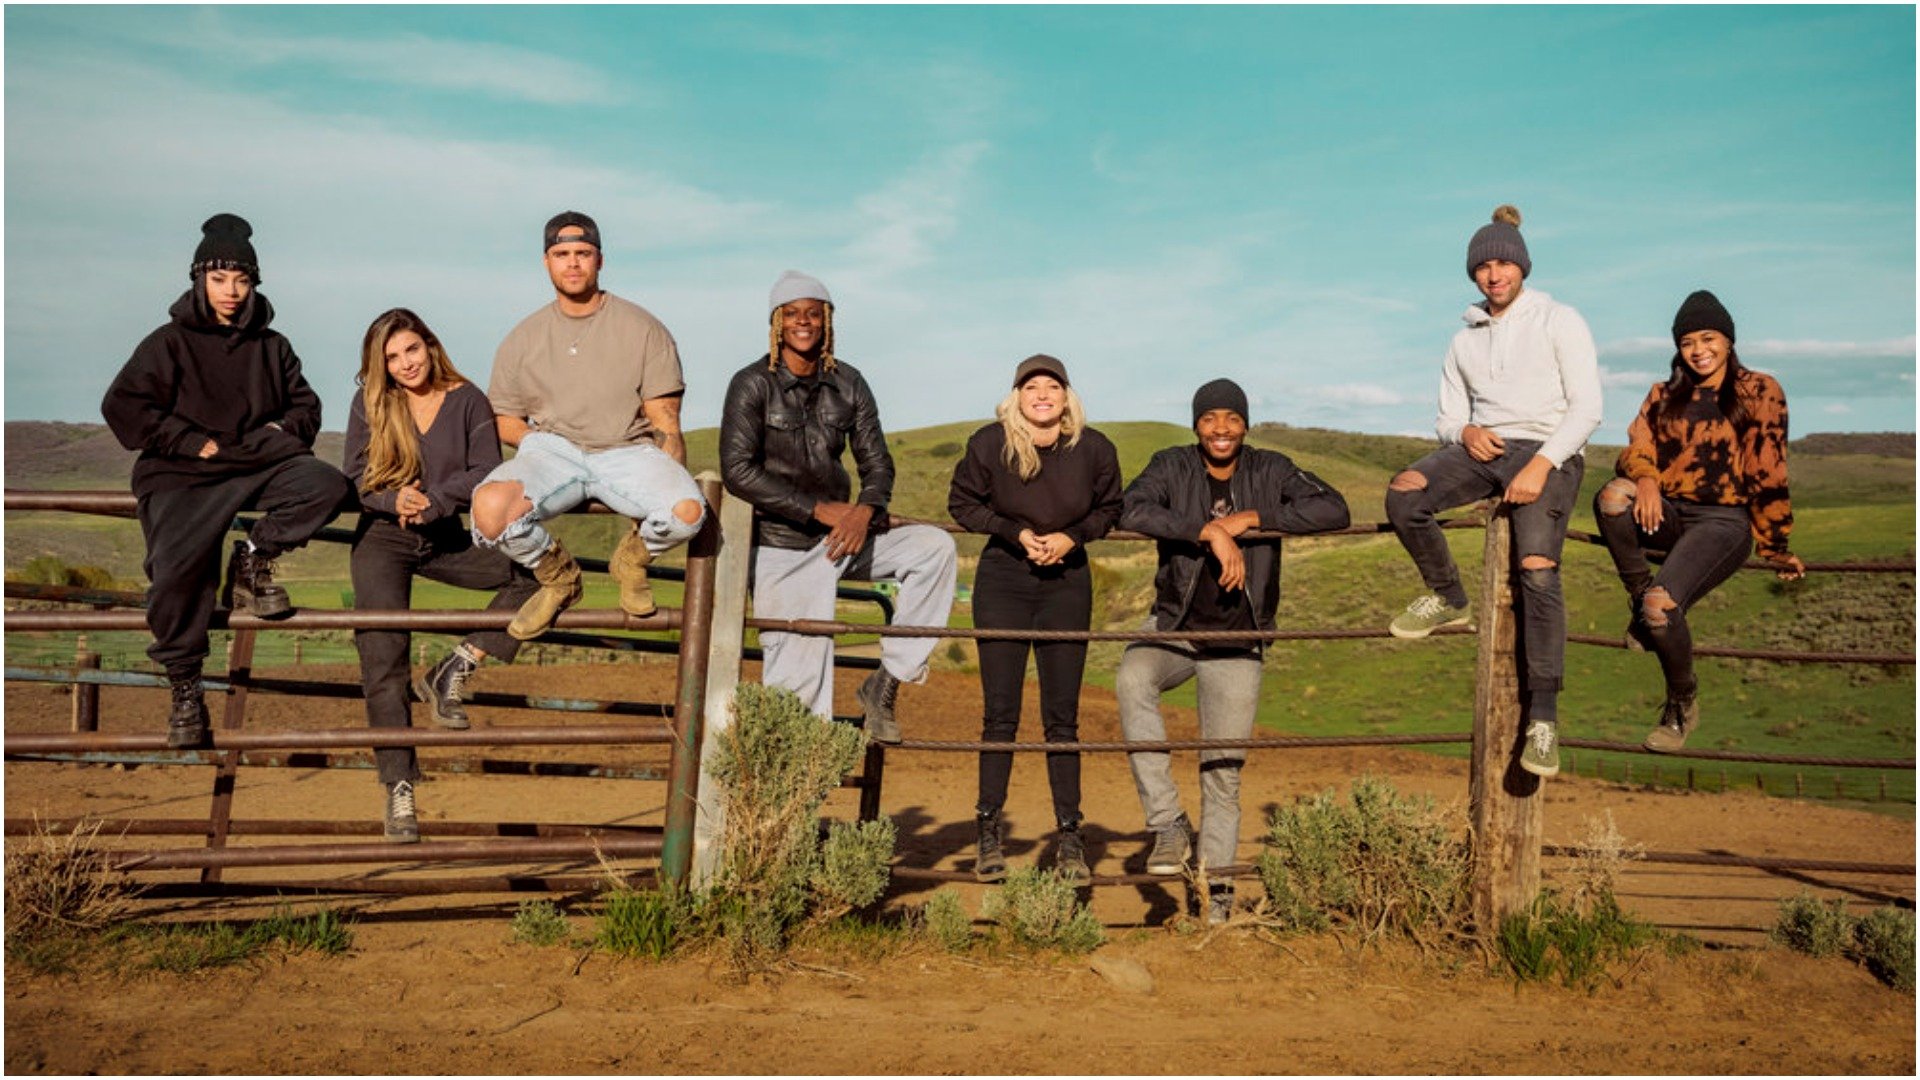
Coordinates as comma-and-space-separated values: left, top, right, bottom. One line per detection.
1191, 378, 1249, 426
1671, 289, 1735, 345
1465, 204, 1530, 280
191, 213, 260, 283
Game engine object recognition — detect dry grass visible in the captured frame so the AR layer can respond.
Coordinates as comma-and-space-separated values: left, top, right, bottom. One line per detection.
3, 815, 140, 942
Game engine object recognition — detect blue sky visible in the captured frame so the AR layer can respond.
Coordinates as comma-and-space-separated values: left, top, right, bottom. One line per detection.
5, 4, 1915, 439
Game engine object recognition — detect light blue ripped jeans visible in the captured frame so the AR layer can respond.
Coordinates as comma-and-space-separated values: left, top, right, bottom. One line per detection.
473, 432, 705, 566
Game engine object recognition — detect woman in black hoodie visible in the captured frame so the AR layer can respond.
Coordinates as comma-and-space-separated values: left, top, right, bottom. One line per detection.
101, 214, 352, 749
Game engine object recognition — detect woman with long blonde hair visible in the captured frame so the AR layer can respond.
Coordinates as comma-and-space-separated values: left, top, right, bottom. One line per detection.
948, 354, 1122, 883
346, 308, 536, 843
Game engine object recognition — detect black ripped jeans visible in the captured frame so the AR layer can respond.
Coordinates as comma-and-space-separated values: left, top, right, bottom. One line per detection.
1386, 439, 1583, 701
1593, 491, 1751, 700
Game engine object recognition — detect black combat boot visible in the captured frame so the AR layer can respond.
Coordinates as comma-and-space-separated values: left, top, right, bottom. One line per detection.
223, 539, 291, 618
974, 810, 1008, 883
166, 670, 210, 749
412, 642, 482, 730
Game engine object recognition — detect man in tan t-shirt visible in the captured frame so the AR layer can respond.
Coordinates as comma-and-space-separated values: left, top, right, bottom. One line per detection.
470, 211, 706, 639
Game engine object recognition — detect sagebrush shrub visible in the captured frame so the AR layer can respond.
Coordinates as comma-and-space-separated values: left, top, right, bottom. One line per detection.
1772, 892, 1853, 958
921, 890, 974, 953
983, 868, 1103, 954
706, 683, 893, 967
1255, 775, 1470, 946
1851, 906, 1915, 993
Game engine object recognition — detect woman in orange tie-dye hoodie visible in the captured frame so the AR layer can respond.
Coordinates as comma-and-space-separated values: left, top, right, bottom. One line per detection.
1593, 290, 1805, 753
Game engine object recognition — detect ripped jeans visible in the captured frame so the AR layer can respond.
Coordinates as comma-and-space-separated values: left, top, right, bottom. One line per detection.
473, 432, 705, 566
1385, 439, 1582, 697
1593, 486, 1751, 699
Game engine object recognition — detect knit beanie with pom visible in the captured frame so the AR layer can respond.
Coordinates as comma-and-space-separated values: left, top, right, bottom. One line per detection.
1465, 204, 1529, 279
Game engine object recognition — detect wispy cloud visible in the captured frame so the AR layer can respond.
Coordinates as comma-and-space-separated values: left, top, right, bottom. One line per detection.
100, 8, 627, 107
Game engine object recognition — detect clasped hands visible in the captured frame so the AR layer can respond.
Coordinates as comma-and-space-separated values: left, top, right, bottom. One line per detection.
395, 483, 432, 527
1016, 529, 1077, 566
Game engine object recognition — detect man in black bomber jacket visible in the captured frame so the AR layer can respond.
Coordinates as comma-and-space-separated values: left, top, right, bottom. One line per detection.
718, 270, 956, 743
1116, 378, 1350, 924
100, 214, 351, 749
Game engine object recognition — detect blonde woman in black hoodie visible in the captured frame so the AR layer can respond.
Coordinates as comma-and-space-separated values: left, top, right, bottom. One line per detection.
101, 214, 351, 749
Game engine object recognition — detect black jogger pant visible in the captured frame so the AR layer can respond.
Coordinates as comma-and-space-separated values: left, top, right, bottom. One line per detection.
973, 541, 1091, 828
351, 514, 538, 785
137, 455, 351, 675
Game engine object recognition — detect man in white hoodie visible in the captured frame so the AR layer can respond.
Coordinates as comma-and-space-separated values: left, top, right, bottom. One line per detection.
1383, 205, 1602, 778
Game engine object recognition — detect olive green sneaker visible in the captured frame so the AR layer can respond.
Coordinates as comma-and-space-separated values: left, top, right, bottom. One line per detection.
1519, 721, 1560, 778
1644, 697, 1699, 753
1389, 593, 1471, 639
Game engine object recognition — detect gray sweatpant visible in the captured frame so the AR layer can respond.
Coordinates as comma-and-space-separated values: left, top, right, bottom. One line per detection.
1115, 629, 1263, 873
751, 524, 958, 720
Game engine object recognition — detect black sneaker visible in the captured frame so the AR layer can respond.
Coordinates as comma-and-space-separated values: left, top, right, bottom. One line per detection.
1054, 822, 1091, 885
223, 539, 291, 618
384, 780, 420, 844
412, 642, 482, 730
166, 672, 209, 749
857, 668, 903, 745
1146, 814, 1194, 876
974, 811, 1007, 883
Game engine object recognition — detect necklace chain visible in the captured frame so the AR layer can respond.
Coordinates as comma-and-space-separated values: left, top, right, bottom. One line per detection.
563, 294, 607, 357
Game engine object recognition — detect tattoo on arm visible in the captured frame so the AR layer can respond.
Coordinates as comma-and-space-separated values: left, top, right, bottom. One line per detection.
643, 393, 687, 466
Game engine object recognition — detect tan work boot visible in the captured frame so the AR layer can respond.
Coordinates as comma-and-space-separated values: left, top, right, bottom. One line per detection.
610, 523, 657, 617
507, 541, 583, 640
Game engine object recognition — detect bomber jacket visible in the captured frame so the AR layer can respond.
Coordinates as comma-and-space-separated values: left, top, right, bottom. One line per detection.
1615, 368, 1793, 560
101, 289, 323, 498
1120, 444, 1351, 633
719, 355, 894, 551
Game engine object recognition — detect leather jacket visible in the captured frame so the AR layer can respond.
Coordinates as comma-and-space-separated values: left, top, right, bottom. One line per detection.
1120, 444, 1351, 632
719, 355, 894, 550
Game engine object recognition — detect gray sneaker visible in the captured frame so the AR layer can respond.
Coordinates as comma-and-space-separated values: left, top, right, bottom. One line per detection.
1146, 814, 1194, 876
384, 780, 420, 844
1519, 721, 1560, 778
857, 669, 902, 745
1389, 593, 1471, 639
1644, 697, 1698, 753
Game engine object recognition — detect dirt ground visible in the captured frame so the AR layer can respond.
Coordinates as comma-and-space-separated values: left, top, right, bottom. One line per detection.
4, 658, 1915, 1075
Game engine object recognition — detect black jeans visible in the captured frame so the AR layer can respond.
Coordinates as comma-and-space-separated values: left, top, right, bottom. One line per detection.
1386, 439, 1582, 697
351, 514, 538, 784
973, 542, 1090, 827
1593, 491, 1751, 698
136, 455, 352, 675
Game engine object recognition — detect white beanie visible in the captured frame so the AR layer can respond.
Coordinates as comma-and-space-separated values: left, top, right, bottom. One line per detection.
769, 269, 832, 313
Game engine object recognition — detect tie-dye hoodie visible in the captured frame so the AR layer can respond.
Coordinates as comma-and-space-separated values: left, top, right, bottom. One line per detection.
1615, 368, 1793, 560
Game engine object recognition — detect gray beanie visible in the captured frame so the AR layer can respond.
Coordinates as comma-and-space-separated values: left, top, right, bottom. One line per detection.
769, 270, 832, 313
1465, 204, 1530, 279
1191, 378, 1249, 426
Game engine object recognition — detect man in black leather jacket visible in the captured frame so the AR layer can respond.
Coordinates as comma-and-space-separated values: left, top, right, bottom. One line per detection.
1115, 378, 1350, 923
719, 271, 957, 742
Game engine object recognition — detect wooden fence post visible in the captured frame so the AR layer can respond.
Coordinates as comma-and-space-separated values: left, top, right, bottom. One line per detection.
70, 643, 101, 733
1469, 508, 1542, 934
690, 480, 754, 890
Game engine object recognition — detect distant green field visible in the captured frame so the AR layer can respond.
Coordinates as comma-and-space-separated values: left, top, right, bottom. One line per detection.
7, 421, 1913, 809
